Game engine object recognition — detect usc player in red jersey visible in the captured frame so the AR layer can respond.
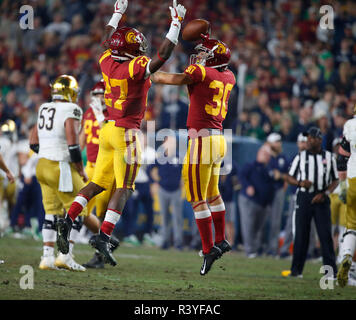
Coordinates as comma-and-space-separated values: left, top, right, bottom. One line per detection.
57, 0, 186, 266
151, 36, 236, 275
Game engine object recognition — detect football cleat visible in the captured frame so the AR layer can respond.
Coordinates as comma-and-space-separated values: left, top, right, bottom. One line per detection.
281, 270, 303, 278
200, 245, 222, 276
215, 239, 232, 255
337, 254, 352, 288
56, 218, 71, 254
55, 253, 86, 272
109, 235, 120, 252
82, 252, 105, 269
89, 234, 117, 266
39, 255, 58, 270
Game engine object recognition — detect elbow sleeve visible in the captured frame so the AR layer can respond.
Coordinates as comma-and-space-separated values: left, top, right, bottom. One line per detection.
30, 144, 39, 154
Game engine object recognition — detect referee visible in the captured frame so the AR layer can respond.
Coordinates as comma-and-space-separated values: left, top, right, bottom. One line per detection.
283, 127, 339, 277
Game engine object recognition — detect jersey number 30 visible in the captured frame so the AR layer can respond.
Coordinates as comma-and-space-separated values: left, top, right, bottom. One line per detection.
205, 81, 233, 119
38, 107, 56, 130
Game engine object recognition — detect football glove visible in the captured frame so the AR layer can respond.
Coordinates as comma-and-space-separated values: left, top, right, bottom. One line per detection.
169, 0, 186, 23
90, 96, 105, 124
114, 0, 128, 15
339, 180, 347, 204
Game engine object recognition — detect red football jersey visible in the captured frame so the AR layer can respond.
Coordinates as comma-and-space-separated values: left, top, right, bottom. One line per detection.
99, 50, 151, 129
184, 64, 236, 131
83, 108, 100, 163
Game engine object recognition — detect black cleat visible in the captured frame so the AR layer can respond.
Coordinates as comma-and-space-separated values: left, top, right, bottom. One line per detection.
89, 234, 117, 266
109, 235, 120, 253
56, 218, 71, 254
200, 245, 222, 276
215, 239, 232, 255
82, 252, 105, 269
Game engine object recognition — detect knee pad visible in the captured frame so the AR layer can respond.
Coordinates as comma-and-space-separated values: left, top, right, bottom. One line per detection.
42, 215, 57, 242
43, 214, 57, 231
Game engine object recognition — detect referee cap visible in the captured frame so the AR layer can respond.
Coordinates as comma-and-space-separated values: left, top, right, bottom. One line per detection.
307, 126, 322, 139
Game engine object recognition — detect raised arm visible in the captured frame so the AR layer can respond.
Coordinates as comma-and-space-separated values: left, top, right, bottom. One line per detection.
148, 0, 186, 74
102, 0, 128, 48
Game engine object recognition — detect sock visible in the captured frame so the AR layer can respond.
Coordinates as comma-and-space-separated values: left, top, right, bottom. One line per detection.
194, 209, 213, 254
341, 230, 356, 258
69, 242, 74, 256
209, 202, 226, 244
100, 209, 122, 240
67, 194, 89, 222
43, 245, 54, 257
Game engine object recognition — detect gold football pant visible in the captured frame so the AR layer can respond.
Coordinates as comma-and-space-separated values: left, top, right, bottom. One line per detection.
85, 160, 115, 219
346, 177, 356, 230
36, 158, 88, 217
330, 193, 346, 227
92, 121, 141, 190
182, 134, 226, 202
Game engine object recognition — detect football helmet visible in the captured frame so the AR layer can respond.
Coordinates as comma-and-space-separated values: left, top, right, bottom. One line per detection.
108, 27, 148, 61
51, 75, 79, 103
90, 79, 105, 96
190, 37, 231, 69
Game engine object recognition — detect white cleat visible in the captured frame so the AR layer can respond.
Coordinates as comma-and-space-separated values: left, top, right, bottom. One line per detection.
55, 253, 86, 272
39, 255, 59, 270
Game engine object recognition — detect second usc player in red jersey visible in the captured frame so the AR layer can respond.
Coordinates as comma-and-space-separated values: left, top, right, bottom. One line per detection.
57, 0, 187, 266
151, 36, 236, 275
79, 80, 116, 221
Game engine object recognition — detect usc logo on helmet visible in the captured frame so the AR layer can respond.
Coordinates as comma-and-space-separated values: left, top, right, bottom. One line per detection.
216, 43, 226, 54
125, 31, 138, 44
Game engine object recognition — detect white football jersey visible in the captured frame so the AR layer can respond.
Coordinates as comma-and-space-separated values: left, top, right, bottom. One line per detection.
37, 101, 82, 162
343, 116, 356, 178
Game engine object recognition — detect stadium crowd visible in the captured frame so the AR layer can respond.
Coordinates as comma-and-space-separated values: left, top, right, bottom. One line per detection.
0, 0, 355, 257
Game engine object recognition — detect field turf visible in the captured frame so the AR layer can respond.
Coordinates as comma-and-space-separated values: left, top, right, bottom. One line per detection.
0, 237, 355, 300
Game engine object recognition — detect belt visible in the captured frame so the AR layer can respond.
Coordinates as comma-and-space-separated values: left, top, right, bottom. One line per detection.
188, 128, 223, 139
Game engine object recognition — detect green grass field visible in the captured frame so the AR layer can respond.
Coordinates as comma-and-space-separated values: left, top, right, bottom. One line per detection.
0, 237, 355, 300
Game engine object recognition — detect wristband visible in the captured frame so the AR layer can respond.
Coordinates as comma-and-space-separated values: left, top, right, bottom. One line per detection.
157, 52, 167, 62
68, 144, 82, 163
165, 21, 181, 45
324, 190, 330, 196
30, 144, 39, 154
107, 12, 122, 29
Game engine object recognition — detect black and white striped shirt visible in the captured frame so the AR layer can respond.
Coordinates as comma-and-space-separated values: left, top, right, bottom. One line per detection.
289, 150, 338, 193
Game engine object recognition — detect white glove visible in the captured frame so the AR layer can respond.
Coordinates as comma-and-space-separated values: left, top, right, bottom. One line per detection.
90, 97, 105, 124
166, 0, 186, 45
107, 0, 128, 29
169, 0, 186, 23
114, 0, 128, 14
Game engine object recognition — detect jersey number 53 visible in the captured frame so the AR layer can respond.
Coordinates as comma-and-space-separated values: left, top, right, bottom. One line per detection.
38, 107, 56, 130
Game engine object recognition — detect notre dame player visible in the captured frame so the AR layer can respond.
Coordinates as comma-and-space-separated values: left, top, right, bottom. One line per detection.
30, 75, 98, 271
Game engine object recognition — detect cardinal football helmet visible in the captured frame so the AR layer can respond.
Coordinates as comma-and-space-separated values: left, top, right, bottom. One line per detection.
90, 79, 105, 96
108, 27, 148, 61
190, 37, 231, 69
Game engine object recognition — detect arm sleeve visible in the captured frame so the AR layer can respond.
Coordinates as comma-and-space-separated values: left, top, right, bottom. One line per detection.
288, 154, 300, 178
